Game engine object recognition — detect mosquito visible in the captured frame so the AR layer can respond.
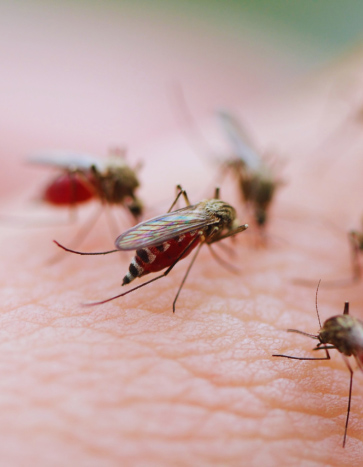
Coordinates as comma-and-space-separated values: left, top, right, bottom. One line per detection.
273, 282, 363, 447
29, 148, 142, 219
172, 86, 282, 232
25, 148, 143, 261
216, 110, 283, 230
55, 185, 248, 312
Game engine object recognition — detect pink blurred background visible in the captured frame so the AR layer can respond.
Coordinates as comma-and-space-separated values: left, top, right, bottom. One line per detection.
1, 0, 361, 206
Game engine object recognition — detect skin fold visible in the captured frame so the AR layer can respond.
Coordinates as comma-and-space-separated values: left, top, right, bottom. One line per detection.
1, 9, 363, 466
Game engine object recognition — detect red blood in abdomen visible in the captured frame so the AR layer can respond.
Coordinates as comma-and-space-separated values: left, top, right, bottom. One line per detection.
138, 231, 201, 277
43, 173, 95, 206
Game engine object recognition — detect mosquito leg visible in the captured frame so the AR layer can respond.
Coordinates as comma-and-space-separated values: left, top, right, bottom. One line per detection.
273, 336, 331, 360
84, 234, 202, 310
313, 345, 336, 351
48, 204, 104, 264
272, 354, 331, 361
178, 185, 191, 206
341, 356, 354, 448
172, 243, 203, 312
67, 170, 81, 223
104, 203, 122, 242
207, 244, 240, 274
167, 185, 191, 212
214, 239, 235, 257
67, 204, 104, 248
68, 204, 78, 224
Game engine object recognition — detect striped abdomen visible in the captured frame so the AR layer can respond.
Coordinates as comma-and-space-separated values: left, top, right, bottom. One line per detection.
122, 231, 200, 285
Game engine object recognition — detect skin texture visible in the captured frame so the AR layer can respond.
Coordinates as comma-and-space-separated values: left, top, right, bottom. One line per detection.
1, 5, 363, 467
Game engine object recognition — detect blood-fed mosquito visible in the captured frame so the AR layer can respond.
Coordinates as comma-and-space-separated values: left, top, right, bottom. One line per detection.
55, 186, 248, 312
273, 282, 363, 447
29, 148, 143, 219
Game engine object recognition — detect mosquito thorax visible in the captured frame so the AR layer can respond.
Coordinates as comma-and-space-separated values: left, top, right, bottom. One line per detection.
92, 164, 140, 204
202, 199, 236, 226
319, 315, 363, 357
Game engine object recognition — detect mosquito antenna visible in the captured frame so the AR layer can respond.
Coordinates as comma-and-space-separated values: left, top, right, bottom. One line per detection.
286, 329, 319, 339
83, 273, 168, 307
54, 240, 118, 255
315, 279, 322, 329
170, 82, 217, 160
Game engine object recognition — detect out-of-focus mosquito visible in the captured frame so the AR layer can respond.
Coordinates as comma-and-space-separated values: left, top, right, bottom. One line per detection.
172, 86, 283, 235
216, 110, 284, 230
30, 148, 142, 219
26, 148, 143, 261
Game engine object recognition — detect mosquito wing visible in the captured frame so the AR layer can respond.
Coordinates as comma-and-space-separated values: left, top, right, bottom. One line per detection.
115, 203, 216, 250
217, 110, 262, 171
28, 151, 104, 172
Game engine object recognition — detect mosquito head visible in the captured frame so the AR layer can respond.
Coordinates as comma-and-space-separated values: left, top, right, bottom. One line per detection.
205, 199, 236, 227
318, 314, 363, 357
126, 196, 143, 220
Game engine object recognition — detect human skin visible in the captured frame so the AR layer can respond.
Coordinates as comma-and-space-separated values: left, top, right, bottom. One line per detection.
2, 3, 363, 462
1, 56, 363, 467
